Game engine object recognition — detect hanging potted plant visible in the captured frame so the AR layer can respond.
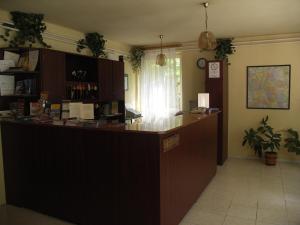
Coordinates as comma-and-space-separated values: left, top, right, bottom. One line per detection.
242, 116, 282, 165
129, 47, 144, 73
0, 11, 50, 48
77, 32, 106, 58
215, 38, 235, 63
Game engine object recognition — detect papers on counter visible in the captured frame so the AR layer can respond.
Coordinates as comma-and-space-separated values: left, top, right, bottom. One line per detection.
69, 102, 94, 120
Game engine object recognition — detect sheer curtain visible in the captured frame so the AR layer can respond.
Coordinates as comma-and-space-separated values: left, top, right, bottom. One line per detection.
140, 48, 179, 119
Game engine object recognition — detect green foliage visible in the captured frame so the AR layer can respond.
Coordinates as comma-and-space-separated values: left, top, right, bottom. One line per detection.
215, 38, 235, 61
242, 128, 264, 157
0, 11, 50, 48
242, 116, 282, 157
284, 129, 300, 155
77, 32, 106, 58
129, 47, 144, 73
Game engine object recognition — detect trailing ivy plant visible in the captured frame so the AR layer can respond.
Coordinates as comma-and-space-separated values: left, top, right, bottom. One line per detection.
0, 11, 50, 48
77, 32, 106, 58
129, 47, 144, 73
215, 38, 235, 62
284, 129, 300, 155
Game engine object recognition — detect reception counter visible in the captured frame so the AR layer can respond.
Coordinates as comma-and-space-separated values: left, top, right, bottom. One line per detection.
1, 113, 218, 225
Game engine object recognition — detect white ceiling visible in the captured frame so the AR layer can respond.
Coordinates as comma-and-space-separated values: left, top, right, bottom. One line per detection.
1, 0, 300, 46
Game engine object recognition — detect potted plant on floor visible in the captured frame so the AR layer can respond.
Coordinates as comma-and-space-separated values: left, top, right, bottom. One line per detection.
284, 129, 300, 155
242, 116, 282, 165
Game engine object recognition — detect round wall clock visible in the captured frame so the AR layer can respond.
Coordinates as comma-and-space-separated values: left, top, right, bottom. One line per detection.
197, 58, 207, 69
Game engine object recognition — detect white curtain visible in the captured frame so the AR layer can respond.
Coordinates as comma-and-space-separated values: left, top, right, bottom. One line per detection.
140, 48, 179, 119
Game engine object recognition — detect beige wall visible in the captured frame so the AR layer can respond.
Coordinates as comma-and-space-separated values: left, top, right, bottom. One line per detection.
228, 41, 300, 161
0, 8, 135, 205
181, 50, 214, 111
124, 62, 137, 109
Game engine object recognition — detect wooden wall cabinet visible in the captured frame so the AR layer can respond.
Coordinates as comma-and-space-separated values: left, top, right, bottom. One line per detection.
205, 60, 228, 165
112, 61, 125, 101
40, 49, 66, 101
98, 59, 124, 101
0, 48, 125, 120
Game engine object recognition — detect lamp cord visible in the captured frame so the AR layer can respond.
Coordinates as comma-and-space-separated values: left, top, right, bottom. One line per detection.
160, 35, 163, 54
205, 6, 208, 31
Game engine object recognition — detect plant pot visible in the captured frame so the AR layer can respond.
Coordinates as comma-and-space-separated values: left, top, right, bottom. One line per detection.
265, 152, 277, 166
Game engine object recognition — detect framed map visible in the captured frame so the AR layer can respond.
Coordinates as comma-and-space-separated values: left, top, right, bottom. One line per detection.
247, 65, 291, 109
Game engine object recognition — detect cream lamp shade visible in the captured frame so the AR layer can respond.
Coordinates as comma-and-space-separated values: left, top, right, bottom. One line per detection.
198, 2, 217, 50
198, 93, 210, 108
156, 34, 167, 66
198, 31, 217, 50
156, 53, 166, 66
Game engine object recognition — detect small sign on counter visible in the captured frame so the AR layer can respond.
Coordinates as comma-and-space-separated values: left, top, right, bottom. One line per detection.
163, 134, 180, 152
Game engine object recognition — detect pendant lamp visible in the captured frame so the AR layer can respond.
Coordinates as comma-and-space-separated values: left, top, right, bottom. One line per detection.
198, 2, 217, 50
156, 35, 166, 66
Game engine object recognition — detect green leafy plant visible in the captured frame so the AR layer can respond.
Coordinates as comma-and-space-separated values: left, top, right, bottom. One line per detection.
77, 32, 106, 58
215, 38, 235, 61
0, 11, 50, 48
242, 116, 282, 157
284, 129, 300, 155
129, 47, 144, 73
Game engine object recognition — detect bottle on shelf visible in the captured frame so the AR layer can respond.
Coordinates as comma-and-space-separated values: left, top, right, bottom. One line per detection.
66, 82, 97, 100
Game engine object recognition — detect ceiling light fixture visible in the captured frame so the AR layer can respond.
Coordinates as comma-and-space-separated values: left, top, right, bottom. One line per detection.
156, 35, 166, 66
198, 2, 217, 50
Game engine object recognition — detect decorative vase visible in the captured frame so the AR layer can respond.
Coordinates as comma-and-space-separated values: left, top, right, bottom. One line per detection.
265, 152, 277, 166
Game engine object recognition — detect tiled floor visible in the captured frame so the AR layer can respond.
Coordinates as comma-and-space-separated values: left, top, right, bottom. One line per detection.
180, 158, 300, 225
0, 158, 299, 225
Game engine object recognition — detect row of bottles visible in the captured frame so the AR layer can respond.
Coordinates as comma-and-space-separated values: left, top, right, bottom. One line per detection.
66, 82, 98, 100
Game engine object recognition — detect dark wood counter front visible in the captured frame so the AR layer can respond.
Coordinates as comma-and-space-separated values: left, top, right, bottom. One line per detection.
1, 113, 218, 225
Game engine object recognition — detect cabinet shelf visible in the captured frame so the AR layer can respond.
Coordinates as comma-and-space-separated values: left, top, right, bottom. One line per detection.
100, 113, 123, 118
0, 71, 39, 75
66, 81, 97, 84
0, 95, 39, 98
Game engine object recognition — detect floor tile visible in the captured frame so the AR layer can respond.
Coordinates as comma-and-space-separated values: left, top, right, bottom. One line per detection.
223, 215, 255, 225
181, 210, 225, 225
287, 211, 300, 225
227, 203, 257, 220
257, 208, 289, 225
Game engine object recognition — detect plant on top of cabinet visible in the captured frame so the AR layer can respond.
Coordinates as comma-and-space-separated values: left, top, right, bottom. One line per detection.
0, 11, 50, 48
215, 38, 235, 62
242, 116, 282, 166
77, 32, 106, 58
284, 129, 300, 155
129, 47, 144, 73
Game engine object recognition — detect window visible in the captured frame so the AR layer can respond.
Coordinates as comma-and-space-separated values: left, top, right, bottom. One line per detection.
140, 49, 183, 118
175, 57, 182, 111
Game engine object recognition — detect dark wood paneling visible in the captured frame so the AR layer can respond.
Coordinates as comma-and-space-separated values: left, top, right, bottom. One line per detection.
205, 60, 228, 165
83, 130, 116, 225
160, 114, 218, 225
98, 59, 113, 101
112, 61, 124, 101
1, 123, 27, 207
1, 114, 218, 225
117, 132, 160, 225
40, 49, 66, 101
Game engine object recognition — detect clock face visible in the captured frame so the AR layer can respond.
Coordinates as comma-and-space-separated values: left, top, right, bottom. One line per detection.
197, 58, 206, 69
